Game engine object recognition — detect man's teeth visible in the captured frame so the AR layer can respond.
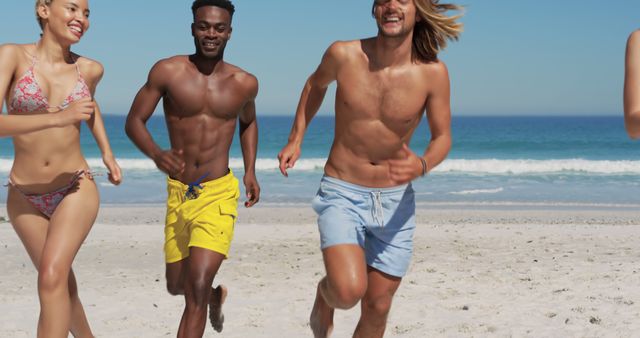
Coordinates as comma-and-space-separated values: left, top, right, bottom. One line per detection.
385, 17, 400, 22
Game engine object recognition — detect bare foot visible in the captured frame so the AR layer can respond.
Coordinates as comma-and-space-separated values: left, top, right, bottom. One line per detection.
310, 283, 334, 338
209, 285, 227, 333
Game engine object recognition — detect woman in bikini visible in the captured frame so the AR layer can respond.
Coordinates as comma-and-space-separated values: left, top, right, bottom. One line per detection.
625, 29, 640, 139
0, 0, 121, 336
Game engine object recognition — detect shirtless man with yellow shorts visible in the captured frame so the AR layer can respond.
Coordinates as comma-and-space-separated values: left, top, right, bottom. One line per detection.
125, 1, 259, 336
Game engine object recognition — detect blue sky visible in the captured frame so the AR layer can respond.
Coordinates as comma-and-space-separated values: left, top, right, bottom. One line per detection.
1, 0, 639, 116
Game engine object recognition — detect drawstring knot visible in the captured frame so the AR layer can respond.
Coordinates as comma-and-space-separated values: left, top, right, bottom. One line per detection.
185, 172, 209, 200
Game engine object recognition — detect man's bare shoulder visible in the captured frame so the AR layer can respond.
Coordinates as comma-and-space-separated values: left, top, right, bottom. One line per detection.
225, 63, 258, 96
419, 59, 449, 80
151, 55, 191, 74
147, 55, 190, 81
325, 39, 363, 61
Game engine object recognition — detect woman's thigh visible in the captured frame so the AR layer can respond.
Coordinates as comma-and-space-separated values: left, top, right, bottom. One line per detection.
40, 178, 99, 270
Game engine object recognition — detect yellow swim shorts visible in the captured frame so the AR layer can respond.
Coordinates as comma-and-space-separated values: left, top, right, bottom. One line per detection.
164, 170, 240, 263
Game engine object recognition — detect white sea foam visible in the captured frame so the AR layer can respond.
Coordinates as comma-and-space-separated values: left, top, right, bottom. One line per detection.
0, 158, 638, 175
450, 188, 504, 195
415, 201, 640, 209
439, 159, 640, 174
227, 158, 326, 171
0, 158, 328, 173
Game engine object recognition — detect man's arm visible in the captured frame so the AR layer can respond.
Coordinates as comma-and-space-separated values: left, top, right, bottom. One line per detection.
125, 60, 185, 176
422, 62, 453, 172
239, 74, 260, 207
388, 62, 452, 184
625, 30, 640, 139
277, 41, 343, 176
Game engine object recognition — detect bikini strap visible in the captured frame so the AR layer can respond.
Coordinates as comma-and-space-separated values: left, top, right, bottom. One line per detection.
5, 178, 31, 196
30, 53, 37, 67
21, 44, 38, 68
71, 54, 82, 74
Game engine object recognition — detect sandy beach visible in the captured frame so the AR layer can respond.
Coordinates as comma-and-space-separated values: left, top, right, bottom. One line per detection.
1, 204, 639, 337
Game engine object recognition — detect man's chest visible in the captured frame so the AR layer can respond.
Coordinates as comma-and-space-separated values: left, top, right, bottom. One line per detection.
164, 79, 247, 119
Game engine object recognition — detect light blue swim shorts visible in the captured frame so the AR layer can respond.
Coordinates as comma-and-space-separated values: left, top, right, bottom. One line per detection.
311, 175, 416, 277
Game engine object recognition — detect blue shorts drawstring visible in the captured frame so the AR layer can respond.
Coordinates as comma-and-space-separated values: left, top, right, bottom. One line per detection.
185, 172, 210, 200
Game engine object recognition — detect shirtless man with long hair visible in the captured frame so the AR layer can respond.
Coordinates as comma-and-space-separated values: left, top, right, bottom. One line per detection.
278, 0, 462, 336
0, 0, 122, 336
125, 1, 259, 337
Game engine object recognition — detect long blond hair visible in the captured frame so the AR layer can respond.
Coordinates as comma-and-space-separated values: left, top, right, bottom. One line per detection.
412, 0, 463, 62
373, 0, 463, 63
35, 0, 54, 30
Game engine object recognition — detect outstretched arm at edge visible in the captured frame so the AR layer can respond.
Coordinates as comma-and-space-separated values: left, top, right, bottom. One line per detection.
625, 30, 640, 139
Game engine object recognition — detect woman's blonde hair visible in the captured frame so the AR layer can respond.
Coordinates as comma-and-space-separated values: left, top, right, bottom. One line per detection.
373, 0, 463, 63
35, 0, 54, 30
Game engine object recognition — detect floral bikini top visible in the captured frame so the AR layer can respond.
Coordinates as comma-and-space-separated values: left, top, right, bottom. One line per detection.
8, 52, 91, 113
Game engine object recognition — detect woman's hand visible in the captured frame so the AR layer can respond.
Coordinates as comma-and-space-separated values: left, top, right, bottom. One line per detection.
55, 98, 95, 127
102, 153, 122, 185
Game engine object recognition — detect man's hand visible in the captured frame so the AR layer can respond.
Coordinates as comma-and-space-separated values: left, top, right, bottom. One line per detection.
243, 174, 261, 207
277, 141, 301, 177
388, 143, 424, 185
153, 149, 185, 177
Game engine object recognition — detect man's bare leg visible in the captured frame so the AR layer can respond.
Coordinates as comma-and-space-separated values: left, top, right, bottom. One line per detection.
166, 260, 187, 295
177, 247, 225, 338
353, 267, 402, 338
310, 245, 368, 338
209, 284, 227, 332
169, 258, 225, 336
310, 278, 335, 338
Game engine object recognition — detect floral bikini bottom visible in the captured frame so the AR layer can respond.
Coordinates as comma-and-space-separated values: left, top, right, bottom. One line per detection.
6, 170, 90, 218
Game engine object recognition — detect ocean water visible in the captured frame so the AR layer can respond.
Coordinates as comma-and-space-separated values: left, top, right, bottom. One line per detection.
0, 115, 638, 206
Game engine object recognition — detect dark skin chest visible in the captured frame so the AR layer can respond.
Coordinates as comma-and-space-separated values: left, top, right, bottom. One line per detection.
160, 65, 251, 181
162, 69, 247, 120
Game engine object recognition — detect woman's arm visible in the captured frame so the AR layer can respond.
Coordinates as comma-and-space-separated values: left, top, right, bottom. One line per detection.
83, 59, 122, 184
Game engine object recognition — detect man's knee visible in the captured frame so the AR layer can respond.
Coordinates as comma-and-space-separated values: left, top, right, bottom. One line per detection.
362, 294, 393, 318
165, 264, 185, 295
166, 280, 183, 296
327, 280, 367, 310
185, 275, 212, 308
